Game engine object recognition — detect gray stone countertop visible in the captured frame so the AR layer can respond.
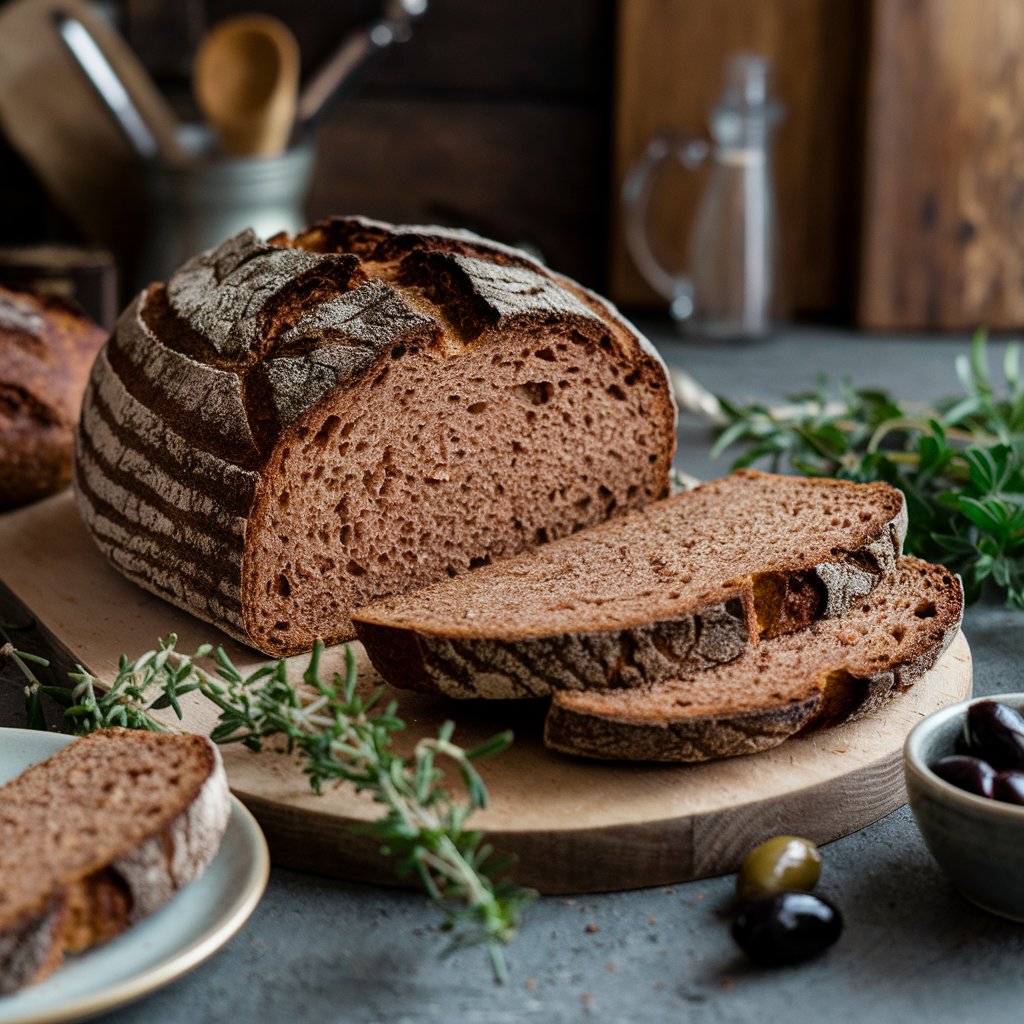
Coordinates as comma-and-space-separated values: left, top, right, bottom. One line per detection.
4, 322, 1024, 1023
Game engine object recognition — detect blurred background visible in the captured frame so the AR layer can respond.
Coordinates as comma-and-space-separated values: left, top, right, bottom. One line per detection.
1, 0, 1021, 333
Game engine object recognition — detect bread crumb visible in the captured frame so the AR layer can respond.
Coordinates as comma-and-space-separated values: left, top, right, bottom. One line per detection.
585, 922, 600, 934
527, 978, 538, 991
581, 994, 594, 1010
694, 892, 706, 901
647, 915, 657, 925
721, 977, 735, 991
605, 961, 617, 972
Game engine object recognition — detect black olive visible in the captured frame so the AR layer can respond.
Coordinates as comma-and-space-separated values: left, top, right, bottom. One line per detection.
931, 754, 996, 797
732, 892, 842, 966
994, 770, 1024, 805
964, 701, 1024, 771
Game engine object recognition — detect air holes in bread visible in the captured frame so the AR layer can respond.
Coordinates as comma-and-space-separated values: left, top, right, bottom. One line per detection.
314, 415, 340, 445
515, 381, 554, 405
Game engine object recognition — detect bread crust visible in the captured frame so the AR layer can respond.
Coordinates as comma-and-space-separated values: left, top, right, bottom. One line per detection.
74, 217, 677, 655
352, 473, 908, 699
357, 598, 752, 699
544, 558, 964, 762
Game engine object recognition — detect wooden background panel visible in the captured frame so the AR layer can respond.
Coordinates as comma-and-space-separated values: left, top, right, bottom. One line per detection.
308, 100, 604, 285
859, 0, 1024, 330
0, 0, 614, 289
124, 0, 611, 103
609, 0, 867, 317
7, 0, 610, 290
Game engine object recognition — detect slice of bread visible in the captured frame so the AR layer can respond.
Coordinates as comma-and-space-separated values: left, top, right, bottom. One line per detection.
0, 729, 230, 994
545, 557, 963, 762
352, 471, 908, 699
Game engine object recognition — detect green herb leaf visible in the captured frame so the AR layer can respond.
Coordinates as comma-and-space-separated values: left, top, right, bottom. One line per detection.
712, 331, 1024, 606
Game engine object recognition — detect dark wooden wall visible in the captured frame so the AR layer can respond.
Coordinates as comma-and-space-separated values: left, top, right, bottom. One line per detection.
0, 0, 616, 289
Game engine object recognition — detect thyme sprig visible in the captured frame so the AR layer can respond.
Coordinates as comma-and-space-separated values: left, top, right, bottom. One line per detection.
0, 635, 533, 981
712, 330, 1024, 606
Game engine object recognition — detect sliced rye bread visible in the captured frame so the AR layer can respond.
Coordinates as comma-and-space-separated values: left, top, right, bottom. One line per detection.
545, 557, 963, 762
352, 471, 908, 699
0, 729, 230, 994
73, 216, 676, 657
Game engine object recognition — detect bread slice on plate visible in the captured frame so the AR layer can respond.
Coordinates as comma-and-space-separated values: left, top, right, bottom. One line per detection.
545, 557, 963, 762
352, 471, 908, 699
0, 729, 230, 994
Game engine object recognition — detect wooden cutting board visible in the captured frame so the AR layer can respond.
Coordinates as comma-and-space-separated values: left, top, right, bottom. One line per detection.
0, 491, 972, 894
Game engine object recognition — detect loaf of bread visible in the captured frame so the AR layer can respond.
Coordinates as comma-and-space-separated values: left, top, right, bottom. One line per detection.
0, 286, 106, 510
545, 557, 963, 761
0, 729, 230, 994
353, 471, 907, 699
73, 217, 676, 656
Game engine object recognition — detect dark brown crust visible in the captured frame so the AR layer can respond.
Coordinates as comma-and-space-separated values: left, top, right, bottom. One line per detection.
544, 559, 964, 762
0, 286, 106, 509
74, 217, 676, 655
0, 893, 66, 996
356, 597, 752, 699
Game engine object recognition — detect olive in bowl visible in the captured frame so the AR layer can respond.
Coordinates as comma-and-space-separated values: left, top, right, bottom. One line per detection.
904, 693, 1024, 922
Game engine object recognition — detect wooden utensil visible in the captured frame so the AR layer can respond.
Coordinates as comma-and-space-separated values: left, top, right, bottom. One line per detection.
194, 13, 300, 157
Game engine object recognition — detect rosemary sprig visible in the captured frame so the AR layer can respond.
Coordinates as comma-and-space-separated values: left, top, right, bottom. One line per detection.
712, 330, 1024, 606
0, 635, 533, 981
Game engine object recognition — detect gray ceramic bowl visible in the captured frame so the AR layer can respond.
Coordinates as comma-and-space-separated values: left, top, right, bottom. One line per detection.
905, 692, 1024, 921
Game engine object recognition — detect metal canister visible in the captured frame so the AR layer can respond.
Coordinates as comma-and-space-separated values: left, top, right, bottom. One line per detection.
137, 131, 316, 289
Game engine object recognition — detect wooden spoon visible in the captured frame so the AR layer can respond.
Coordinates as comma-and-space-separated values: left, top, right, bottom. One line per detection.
193, 14, 300, 157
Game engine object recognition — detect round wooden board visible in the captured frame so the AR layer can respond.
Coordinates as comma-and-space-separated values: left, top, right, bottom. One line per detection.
0, 495, 975, 896
222, 631, 972, 895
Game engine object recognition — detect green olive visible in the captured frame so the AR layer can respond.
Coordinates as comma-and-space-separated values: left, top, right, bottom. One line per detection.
736, 835, 822, 901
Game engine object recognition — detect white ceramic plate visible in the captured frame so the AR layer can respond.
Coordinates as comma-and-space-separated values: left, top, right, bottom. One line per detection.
0, 728, 270, 1024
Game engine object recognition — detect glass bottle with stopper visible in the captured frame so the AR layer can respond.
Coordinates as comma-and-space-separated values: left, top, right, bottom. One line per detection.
623, 54, 784, 339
